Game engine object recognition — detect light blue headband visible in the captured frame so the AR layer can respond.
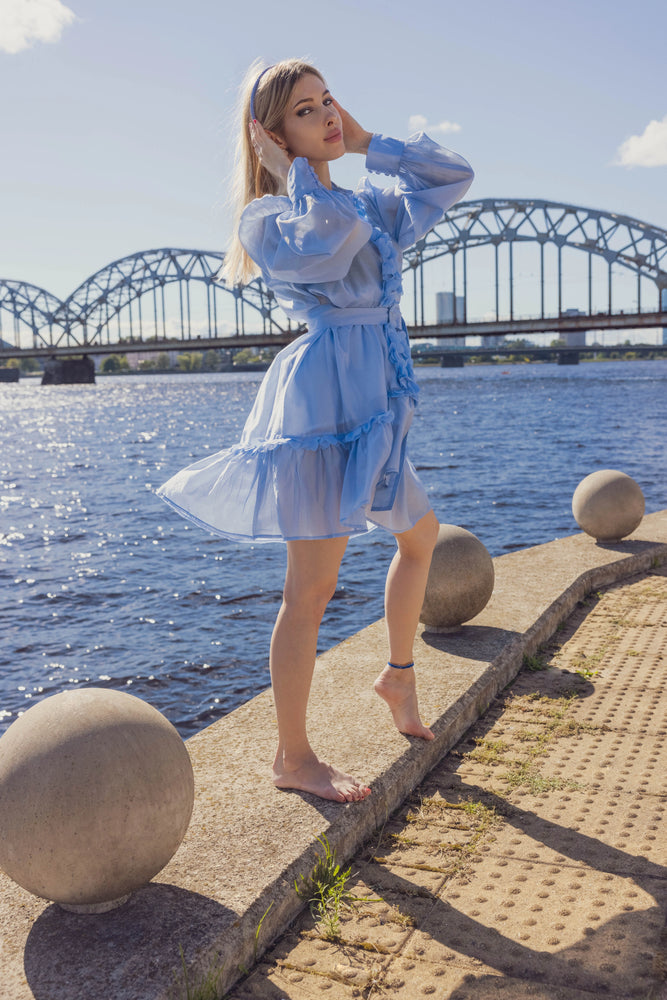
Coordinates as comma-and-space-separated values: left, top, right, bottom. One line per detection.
250, 66, 274, 121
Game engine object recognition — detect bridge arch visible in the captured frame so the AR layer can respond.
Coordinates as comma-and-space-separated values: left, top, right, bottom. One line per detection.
52, 248, 294, 348
0, 280, 67, 348
403, 198, 667, 326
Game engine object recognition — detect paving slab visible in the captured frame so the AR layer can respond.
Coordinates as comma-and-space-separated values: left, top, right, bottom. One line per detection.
0, 512, 666, 999
231, 566, 667, 1000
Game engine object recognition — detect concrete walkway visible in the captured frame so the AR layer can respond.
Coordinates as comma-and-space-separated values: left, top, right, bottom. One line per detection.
1, 511, 666, 1000
230, 567, 667, 1000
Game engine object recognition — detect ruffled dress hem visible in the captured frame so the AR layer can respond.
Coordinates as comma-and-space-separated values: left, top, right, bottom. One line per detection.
156, 404, 430, 542
156, 489, 431, 544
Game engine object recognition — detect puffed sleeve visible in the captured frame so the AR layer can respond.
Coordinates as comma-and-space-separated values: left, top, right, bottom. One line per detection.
239, 157, 372, 282
358, 132, 474, 251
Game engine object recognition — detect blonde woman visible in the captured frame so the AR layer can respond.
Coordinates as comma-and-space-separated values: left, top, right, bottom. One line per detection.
158, 59, 474, 803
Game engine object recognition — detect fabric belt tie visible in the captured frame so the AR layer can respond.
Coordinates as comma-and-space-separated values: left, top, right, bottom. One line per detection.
305, 304, 403, 330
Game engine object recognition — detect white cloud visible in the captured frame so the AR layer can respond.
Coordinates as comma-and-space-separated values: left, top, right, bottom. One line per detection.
408, 113, 462, 136
0, 0, 76, 55
614, 115, 667, 168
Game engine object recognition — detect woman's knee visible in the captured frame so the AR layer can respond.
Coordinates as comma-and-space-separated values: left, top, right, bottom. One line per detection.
282, 570, 338, 620
281, 537, 347, 620
396, 510, 439, 560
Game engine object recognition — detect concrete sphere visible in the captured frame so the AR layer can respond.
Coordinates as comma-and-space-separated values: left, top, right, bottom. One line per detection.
572, 469, 645, 542
420, 524, 495, 631
0, 688, 194, 910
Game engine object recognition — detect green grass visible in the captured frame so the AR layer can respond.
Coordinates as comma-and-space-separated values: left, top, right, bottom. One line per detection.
401, 795, 501, 870
522, 651, 548, 672
253, 902, 273, 962
466, 738, 510, 764
500, 760, 584, 793
176, 945, 225, 1000
295, 835, 359, 941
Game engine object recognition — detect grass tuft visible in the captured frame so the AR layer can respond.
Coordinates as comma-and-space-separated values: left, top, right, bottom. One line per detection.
523, 651, 548, 672
175, 945, 225, 1000
500, 760, 584, 793
295, 835, 360, 941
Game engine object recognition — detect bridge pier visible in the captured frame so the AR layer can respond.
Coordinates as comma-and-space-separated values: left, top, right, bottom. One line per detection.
42, 355, 95, 385
440, 353, 465, 368
556, 350, 580, 365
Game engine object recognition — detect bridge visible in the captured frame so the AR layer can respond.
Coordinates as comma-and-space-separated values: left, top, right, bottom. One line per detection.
413, 342, 667, 369
1, 198, 666, 360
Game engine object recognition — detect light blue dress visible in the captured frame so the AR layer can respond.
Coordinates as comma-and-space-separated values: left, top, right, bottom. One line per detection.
157, 133, 473, 542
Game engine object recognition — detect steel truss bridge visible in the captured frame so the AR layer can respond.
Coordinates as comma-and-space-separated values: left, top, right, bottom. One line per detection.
1, 198, 666, 359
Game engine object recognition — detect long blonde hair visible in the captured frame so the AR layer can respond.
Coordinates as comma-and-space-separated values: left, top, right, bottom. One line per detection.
220, 58, 325, 287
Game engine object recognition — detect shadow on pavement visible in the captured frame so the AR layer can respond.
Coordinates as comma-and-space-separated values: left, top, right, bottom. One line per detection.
24, 882, 234, 1000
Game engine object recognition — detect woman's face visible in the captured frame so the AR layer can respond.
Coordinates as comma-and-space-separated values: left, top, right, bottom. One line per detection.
274, 73, 345, 165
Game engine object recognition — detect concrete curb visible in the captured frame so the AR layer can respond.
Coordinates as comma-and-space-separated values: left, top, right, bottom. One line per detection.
1, 511, 666, 1000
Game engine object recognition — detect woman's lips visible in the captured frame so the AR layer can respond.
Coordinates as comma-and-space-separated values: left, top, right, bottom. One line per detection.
324, 130, 343, 143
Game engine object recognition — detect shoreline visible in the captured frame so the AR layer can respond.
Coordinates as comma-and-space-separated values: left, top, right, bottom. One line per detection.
3, 352, 665, 380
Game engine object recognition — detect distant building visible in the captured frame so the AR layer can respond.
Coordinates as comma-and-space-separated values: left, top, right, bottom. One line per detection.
662, 289, 667, 346
481, 334, 503, 348
125, 350, 179, 370
561, 308, 587, 347
435, 292, 466, 347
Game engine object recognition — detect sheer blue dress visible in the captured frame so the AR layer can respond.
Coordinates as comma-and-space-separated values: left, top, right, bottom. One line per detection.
157, 133, 474, 542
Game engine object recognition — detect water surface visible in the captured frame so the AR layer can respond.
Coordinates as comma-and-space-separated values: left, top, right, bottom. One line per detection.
1, 360, 664, 736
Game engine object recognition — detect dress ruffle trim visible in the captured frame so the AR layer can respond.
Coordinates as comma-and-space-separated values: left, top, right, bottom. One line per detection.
156, 404, 403, 542
353, 194, 419, 398
288, 157, 326, 199
232, 409, 394, 456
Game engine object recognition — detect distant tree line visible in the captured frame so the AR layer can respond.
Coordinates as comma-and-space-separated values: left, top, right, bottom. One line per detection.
99, 347, 278, 374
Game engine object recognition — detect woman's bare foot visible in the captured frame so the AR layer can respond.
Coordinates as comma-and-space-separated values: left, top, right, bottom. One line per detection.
374, 664, 434, 740
273, 751, 371, 803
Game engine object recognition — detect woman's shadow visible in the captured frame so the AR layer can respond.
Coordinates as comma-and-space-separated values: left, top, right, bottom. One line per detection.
367, 776, 666, 995
23, 883, 233, 1000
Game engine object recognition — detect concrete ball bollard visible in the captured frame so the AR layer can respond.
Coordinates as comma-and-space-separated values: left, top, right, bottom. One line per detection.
0, 688, 194, 913
572, 469, 645, 542
420, 524, 494, 632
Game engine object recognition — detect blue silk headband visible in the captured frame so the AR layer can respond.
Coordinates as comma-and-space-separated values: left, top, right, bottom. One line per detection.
250, 66, 274, 121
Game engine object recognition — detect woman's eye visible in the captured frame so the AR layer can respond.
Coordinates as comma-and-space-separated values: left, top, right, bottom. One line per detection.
323, 97, 333, 106
297, 108, 312, 117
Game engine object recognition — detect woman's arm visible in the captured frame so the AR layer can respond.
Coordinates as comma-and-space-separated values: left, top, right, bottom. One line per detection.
239, 124, 372, 283
357, 131, 474, 251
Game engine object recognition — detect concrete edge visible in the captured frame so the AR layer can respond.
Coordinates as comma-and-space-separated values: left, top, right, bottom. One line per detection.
197, 536, 667, 998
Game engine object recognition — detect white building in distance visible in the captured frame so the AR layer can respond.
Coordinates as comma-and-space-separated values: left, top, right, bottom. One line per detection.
435, 292, 466, 347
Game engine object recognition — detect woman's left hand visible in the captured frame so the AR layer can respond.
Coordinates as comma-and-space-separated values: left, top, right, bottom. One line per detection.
332, 100, 373, 155
249, 120, 291, 188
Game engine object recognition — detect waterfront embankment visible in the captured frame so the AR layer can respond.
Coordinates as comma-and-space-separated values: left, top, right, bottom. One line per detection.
230, 565, 667, 1000
1, 511, 665, 999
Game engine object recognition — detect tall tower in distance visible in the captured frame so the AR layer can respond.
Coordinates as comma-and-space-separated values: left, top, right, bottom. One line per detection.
435, 292, 466, 348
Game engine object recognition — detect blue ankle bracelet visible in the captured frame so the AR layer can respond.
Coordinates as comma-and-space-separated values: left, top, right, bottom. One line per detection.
388, 661, 414, 670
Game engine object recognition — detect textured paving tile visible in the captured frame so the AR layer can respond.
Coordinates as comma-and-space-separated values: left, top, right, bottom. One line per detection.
227, 571, 667, 1000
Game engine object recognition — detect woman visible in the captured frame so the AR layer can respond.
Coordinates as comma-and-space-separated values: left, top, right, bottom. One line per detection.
158, 59, 474, 803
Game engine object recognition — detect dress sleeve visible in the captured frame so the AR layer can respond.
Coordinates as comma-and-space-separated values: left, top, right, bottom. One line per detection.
239, 158, 372, 282
359, 132, 474, 251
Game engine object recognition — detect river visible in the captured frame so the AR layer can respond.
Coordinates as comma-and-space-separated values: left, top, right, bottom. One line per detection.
1, 360, 664, 737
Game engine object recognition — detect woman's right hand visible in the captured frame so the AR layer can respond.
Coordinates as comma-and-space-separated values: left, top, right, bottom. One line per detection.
332, 101, 372, 156
250, 120, 291, 189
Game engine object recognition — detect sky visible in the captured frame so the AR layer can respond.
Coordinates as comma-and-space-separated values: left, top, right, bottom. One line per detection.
1, 0, 666, 310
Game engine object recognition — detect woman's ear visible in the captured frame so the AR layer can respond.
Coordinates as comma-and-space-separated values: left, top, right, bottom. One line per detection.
265, 129, 287, 150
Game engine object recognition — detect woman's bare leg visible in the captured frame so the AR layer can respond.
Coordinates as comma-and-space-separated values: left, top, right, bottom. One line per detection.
374, 510, 439, 740
271, 535, 371, 802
